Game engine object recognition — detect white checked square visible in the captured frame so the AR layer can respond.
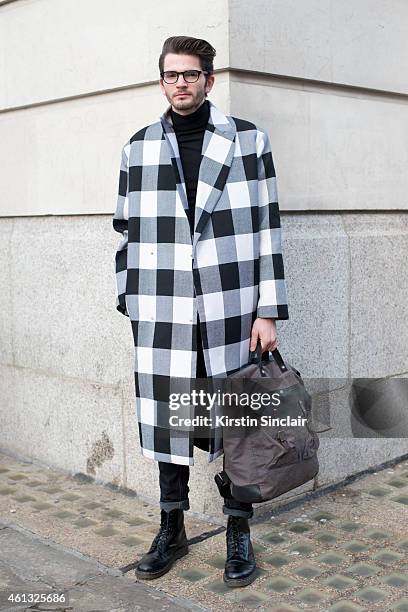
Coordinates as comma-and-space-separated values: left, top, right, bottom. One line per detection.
136, 346, 153, 373
235, 233, 255, 262
140, 191, 157, 217
142, 140, 163, 166
196, 237, 218, 267
239, 286, 257, 315
172, 297, 194, 324
204, 132, 232, 164
170, 350, 192, 377
195, 180, 212, 212
259, 229, 273, 256
233, 133, 243, 157
138, 295, 156, 320
258, 178, 269, 206
202, 291, 224, 321
258, 280, 277, 308
175, 191, 186, 218
207, 345, 225, 376
226, 180, 251, 208
139, 243, 157, 269
139, 398, 156, 426
174, 243, 193, 271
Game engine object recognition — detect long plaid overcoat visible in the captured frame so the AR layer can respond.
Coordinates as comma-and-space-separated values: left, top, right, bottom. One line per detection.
113, 99, 289, 465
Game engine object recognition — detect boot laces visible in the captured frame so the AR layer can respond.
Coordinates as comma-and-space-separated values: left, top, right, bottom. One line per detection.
229, 518, 246, 557
151, 512, 176, 552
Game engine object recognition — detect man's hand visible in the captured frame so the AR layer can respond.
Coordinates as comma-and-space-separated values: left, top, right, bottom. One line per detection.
250, 318, 277, 352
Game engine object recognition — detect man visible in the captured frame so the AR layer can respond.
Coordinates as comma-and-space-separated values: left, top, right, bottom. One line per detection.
113, 35, 289, 587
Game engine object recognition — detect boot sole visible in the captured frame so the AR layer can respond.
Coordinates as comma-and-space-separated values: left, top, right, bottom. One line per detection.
135, 545, 189, 580
223, 567, 257, 587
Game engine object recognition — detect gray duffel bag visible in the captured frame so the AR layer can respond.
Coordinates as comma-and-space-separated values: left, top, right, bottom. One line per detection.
214, 341, 319, 504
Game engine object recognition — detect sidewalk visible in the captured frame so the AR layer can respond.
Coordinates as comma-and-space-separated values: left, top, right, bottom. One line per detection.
0, 451, 407, 611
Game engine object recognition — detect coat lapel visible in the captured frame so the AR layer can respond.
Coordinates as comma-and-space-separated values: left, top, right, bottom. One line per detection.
160, 100, 236, 253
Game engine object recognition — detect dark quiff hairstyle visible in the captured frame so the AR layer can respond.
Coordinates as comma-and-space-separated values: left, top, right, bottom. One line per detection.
159, 36, 216, 76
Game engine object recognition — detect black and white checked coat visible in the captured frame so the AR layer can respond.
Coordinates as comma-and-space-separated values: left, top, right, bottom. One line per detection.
113, 99, 289, 465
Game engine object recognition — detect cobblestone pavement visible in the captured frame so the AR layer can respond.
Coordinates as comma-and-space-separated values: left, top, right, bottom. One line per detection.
0, 451, 407, 611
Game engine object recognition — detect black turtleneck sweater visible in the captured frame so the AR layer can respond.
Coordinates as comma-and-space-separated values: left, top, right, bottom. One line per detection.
170, 99, 210, 237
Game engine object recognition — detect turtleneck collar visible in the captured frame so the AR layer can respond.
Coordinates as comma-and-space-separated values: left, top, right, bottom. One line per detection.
170, 99, 210, 132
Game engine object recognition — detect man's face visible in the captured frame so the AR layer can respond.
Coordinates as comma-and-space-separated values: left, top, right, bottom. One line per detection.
159, 53, 215, 115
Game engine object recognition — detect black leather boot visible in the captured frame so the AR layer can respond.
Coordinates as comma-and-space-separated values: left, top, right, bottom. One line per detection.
135, 508, 189, 580
223, 515, 257, 587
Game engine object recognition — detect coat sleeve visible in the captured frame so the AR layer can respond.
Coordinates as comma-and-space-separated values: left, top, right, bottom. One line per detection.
112, 143, 130, 317
255, 128, 289, 320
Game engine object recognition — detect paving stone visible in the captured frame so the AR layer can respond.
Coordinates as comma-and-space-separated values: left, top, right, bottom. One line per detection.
322, 574, 358, 590
316, 532, 338, 544
12, 494, 37, 502
397, 538, 408, 551
391, 598, 408, 611
177, 567, 213, 582
94, 526, 119, 537
267, 607, 301, 612
124, 515, 149, 526
31, 502, 53, 510
53, 510, 77, 519
387, 478, 408, 488
341, 540, 370, 553
364, 528, 392, 541
317, 552, 348, 565
60, 493, 82, 501
206, 553, 225, 569
293, 563, 322, 578
263, 552, 291, 567
7, 473, 28, 481
373, 549, 404, 564
261, 531, 287, 544
295, 588, 327, 604
328, 602, 364, 612
265, 576, 297, 593
252, 541, 267, 554
354, 586, 389, 603
288, 522, 311, 533
337, 521, 361, 532
346, 562, 382, 577
73, 517, 98, 528
0, 487, 17, 495
311, 510, 336, 521
24, 480, 45, 488
381, 573, 408, 588
102, 508, 127, 518
228, 589, 270, 606
0, 467, 10, 473
205, 578, 232, 595
391, 494, 408, 505
288, 542, 315, 555
41, 486, 63, 494
82, 501, 104, 510
120, 535, 145, 546
367, 487, 391, 497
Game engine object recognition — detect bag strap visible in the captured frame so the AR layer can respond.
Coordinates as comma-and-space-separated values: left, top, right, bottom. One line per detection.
249, 339, 288, 373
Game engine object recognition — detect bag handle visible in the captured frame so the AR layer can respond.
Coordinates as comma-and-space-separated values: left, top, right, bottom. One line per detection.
249, 339, 288, 373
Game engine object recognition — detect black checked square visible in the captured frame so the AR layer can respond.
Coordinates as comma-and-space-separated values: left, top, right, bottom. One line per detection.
119, 169, 128, 196
129, 166, 142, 192
272, 254, 285, 279
153, 374, 172, 404
157, 217, 176, 242
156, 269, 174, 295
268, 202, 281, 228
157, 164, 176, 190
224, 315, 242, 345
241, 153, 258, 181
212, 209, 235, 238
154, 424, 171, 456
219, 262, 240, 291
153, 322, 172, 349
214, 163, 230, 191
128, 217, 140, 241
126, 268, 139, 294
262, 151, 276, 178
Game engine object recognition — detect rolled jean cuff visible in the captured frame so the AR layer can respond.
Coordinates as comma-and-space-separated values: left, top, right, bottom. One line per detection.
160, 499, 190, 512
223, 504, 253, 519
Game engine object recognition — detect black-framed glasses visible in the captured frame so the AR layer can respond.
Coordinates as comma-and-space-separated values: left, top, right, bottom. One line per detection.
160, 70, 209, 84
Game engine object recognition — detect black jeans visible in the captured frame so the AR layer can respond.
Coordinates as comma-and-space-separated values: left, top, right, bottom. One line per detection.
158, 314, 254, 519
